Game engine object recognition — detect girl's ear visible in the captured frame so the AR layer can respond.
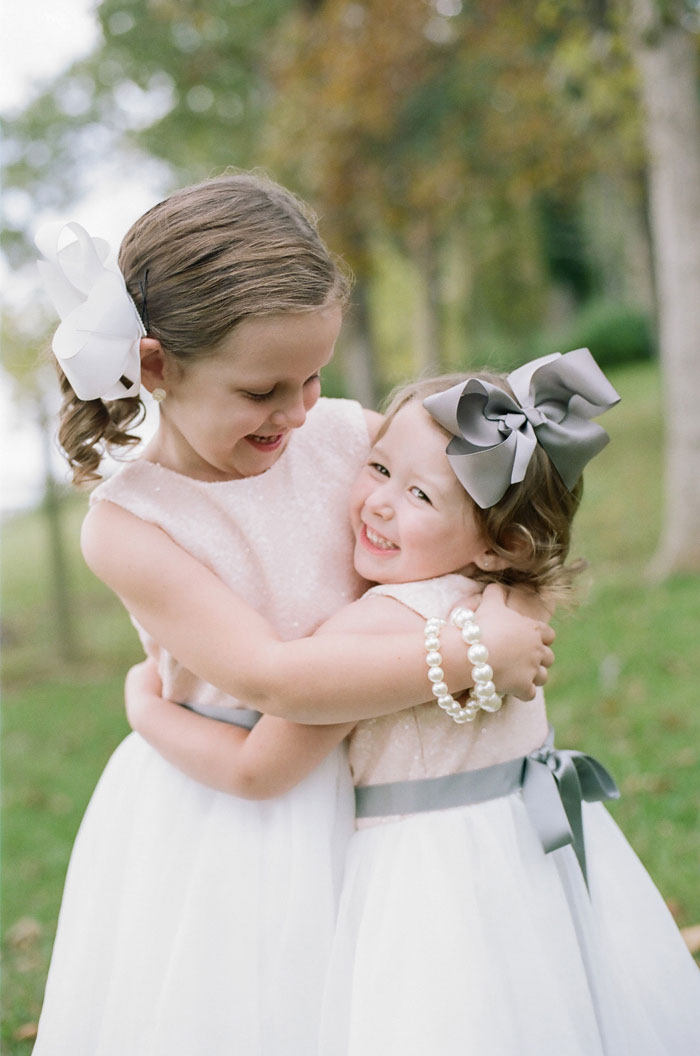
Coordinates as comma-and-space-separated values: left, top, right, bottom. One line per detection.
140, 337, 167, 394
473, 548, 510, 573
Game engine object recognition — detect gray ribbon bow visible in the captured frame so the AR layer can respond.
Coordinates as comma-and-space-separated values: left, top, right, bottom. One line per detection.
423, 348, 621, 508
520, 743, 620, 889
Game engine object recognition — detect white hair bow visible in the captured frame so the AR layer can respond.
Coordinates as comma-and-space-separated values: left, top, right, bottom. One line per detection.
35, 221, 145, 401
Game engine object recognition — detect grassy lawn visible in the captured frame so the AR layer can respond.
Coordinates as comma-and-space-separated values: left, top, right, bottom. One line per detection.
2, 360, 698, 1050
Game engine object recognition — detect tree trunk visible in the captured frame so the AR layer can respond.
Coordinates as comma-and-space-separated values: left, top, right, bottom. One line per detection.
341, 277, 379, 409
628, 0, 700, 576
39, 399, 80, 662
409, 220, 442, 376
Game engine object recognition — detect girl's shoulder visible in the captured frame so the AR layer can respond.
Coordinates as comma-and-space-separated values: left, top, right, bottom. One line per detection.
88, 458, 180, 519
363, 573, 479, 622
292, 396, 372, 470
89, 459, 155, 506
303, 396, 370, 442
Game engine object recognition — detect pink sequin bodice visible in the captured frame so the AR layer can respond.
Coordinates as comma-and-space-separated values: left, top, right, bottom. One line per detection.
91, 398, 370, 712
348, 574, 548, 820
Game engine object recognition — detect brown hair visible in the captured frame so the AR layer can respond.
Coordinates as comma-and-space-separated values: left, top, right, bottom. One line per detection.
379, 373, 585, 605
57, 170, 352, 485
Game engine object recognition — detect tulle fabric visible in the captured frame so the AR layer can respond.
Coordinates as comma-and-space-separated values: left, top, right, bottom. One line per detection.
320, 795, 700, 1055
33, 733, 354, 1056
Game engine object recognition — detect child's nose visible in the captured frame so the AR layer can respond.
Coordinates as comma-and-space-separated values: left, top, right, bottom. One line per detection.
365, 490, 393, 519
270, 394, 307, 429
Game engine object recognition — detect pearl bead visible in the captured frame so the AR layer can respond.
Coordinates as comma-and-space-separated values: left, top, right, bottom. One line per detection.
480, 695, 503, 713
467, 643, 489, 665
472, 663, 494, 684
426, 610, 503, 725
474, 680, 497, 699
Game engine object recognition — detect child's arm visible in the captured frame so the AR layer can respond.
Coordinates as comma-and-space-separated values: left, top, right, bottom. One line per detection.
126, 660, 354, 799
125, 593, 422, 797
83, 500, 554, 723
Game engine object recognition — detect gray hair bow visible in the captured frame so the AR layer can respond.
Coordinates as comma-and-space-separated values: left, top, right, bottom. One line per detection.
423, 348, 620, 509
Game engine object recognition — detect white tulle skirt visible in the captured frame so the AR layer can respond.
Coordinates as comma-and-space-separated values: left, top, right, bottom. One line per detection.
33, 732, 354, 1056
320, 794, 700, 1055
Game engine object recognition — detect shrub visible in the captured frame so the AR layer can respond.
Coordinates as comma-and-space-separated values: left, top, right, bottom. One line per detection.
550, 299, 656, 369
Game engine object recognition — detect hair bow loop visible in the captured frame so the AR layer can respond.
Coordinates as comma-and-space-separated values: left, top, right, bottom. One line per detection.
424, 349, 620, 508
35, 221, 145, 401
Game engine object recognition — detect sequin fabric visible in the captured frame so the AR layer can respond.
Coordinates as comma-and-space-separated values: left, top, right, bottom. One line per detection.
348, 574, 549, 827
91, 398, 370, 714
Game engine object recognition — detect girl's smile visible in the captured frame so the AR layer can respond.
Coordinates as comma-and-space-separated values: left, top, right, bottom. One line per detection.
245, 432, 286, 451
359, 523, 399, 553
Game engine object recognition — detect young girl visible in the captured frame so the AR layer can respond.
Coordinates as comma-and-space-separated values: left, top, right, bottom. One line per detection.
33, 173, 552, 1055
126, 353, 700, 1055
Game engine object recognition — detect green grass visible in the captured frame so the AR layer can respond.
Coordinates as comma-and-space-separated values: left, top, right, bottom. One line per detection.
1, 361, 698, 1050
2, 500, 141, 1051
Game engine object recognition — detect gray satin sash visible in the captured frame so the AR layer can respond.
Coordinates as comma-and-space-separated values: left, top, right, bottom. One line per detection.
178, 701, 261, 730
354, 728, 619, 889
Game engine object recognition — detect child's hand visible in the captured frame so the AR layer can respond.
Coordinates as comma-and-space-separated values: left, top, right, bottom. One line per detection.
455, 582, 485, 615
125, 659, 169, 734
476, 584, 555, 700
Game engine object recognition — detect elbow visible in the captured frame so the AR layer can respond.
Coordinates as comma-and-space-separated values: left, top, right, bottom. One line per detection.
223, 768, 292, 801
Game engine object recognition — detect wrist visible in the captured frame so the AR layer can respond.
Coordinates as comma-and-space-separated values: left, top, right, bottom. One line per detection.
436, 624, 471, 692
127, 693, 163, 735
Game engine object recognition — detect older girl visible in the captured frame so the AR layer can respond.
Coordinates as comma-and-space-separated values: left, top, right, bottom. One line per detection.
33, 174, 551, 1056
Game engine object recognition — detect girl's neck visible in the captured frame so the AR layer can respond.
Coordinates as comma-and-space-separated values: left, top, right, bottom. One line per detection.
140, 433, 245, 483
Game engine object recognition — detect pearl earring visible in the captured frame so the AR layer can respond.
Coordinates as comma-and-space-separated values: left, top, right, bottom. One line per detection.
152, 387, 166, 402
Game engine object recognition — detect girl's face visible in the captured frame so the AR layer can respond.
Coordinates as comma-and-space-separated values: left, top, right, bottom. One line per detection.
350, 400, 491, 584
153, 304, 342, 481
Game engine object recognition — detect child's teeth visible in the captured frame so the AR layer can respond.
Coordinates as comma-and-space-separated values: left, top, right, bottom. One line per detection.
366, 526, 397, 550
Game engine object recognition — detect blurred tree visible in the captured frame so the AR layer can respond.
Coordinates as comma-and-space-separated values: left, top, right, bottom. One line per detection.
2, 0, 659, 402
2, 0, 305, 267
627, 0, 700, 576
2, 314, 79, 661
262, 0, 645, 376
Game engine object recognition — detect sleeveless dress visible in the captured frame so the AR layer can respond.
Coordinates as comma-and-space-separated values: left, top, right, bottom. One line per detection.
33, 397, 370, 1056
319, 574, 700, 1056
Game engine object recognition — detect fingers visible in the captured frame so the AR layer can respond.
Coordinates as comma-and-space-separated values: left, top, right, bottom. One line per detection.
541, 646, 555, 669
533, 665, 549, 687
538, 623, 556, 646
479, 582, 508, 606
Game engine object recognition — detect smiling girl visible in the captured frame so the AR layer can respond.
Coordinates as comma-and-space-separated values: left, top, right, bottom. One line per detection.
32, 174, 551, 1056
128, 357, 700, 1055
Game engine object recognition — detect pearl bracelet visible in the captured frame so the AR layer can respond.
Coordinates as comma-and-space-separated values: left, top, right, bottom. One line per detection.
424, 617, 481, 724
450, 607, 503, 714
